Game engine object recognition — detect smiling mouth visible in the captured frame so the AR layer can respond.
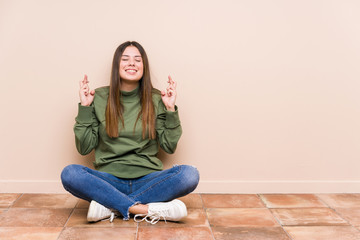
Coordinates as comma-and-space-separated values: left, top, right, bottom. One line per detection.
125, 69, 137, 73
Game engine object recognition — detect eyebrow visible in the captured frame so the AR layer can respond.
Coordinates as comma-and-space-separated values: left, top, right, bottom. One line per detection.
122, 55, 142, 58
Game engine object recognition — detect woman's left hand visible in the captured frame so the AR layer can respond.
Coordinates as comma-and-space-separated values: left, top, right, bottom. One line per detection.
161, 75, 177, 112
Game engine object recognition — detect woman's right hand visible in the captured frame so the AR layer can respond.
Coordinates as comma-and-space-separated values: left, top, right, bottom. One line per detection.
79, 74, 95, 106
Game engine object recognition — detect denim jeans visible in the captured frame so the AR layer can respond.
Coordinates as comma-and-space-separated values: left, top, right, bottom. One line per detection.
61, 164, 199, 220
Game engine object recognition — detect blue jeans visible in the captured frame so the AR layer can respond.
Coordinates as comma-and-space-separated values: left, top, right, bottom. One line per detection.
61, 164, 199, 220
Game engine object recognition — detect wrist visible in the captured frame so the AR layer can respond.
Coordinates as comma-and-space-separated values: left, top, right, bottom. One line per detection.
166, 106, 175, 112
80, 102, 90, 107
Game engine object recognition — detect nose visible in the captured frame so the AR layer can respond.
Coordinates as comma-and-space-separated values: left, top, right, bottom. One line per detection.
128, 58, 135, 66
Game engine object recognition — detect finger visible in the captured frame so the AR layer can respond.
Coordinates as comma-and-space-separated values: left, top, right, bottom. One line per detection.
81, 83, 89, 94
161, 90, 166, 96
80, 85, 87, 95
83, 87, 89, 94
168, 75, 177, 89
167, 88, 174, 96
167, 76, 172, 87
168, 75, 176, 87
164, 88, 171, 97
81, 84, 89, 92
167, 84, 177, 94
83, 74, 88, 84
80, 75, 87, 88
167, 84, 176, 91
90, 89, 95, 96
84, 77, 90, 89
167, 89, 175, 97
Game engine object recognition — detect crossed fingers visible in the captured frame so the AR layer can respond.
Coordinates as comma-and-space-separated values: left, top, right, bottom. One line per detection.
166, 75, 177, 97
80, 75, 90, 96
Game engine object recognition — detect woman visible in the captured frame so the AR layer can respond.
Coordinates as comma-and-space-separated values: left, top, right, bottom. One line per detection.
61, 41, 199, 224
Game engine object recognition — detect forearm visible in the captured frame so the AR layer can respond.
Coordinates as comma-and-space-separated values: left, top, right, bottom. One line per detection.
74, 104, 99, 155
156, 106, 182, 154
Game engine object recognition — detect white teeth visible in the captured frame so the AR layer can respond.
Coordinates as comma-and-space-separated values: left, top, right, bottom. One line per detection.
126, 70, 136, 73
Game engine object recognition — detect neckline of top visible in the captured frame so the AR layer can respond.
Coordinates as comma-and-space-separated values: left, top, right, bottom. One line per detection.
121, 85, 140, 102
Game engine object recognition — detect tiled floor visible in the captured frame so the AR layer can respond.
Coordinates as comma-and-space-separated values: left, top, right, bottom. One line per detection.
0, 193, 360, 239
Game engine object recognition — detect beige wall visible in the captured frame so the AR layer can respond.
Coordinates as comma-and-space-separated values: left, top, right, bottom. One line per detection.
1, 0, 359, 193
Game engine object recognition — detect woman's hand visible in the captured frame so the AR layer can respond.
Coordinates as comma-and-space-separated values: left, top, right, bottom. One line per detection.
79, 74, 95, 106
161, 75, 177, 112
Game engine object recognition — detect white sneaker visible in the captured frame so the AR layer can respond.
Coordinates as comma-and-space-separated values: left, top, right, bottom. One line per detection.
87, 200, 116, 223
134, 199, 187, 224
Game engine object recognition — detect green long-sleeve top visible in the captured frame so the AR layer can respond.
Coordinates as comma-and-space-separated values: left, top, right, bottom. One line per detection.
74, 86, 182, 179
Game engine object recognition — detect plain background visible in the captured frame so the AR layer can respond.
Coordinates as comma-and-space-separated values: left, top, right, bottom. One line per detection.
0, 0, 359, 193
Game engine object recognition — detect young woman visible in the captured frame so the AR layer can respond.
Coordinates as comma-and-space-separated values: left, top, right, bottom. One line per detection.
61, 41, 199, 224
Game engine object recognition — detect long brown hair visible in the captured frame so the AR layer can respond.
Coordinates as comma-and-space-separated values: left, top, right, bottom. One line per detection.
105, 41, 156, 139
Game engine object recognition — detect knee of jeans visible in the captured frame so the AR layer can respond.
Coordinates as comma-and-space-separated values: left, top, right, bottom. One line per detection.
60, 164, 81, 188
181, 165, 200, 192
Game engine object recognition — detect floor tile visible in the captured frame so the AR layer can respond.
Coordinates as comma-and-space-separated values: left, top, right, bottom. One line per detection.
212, 227, 291, 240
137, 227, 213, 240
271, 208, 348, 226
202, 194, 264, 208
2, 192, 360, 240
335, 208, 360, 227
178, 193, 203, 208
207, 208, 279, 227
138, 208, 208, 227
260, 194, 326, 208
284, 226, 360, 240
317, 194, 360, 208
0, 194, 21, 208
65, 208, 137, 228
58, 227, 136, 240
0, 227, 62, 240
75, 199, 90, 209
0, 208, 72, 227
12, 194, 78, 209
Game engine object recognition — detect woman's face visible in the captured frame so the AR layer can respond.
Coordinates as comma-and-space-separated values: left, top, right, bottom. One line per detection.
119, 46, 144, 83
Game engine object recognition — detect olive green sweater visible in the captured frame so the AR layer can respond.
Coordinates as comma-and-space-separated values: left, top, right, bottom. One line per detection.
74, 86, 182, 178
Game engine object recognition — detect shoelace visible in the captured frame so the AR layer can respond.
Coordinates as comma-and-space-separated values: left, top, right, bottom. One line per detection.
100, 212, 116, 223
134, 211, 168, 225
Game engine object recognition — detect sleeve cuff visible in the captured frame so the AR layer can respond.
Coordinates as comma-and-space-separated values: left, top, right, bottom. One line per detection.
165, 105, 181, 128
76, 103, 95, 123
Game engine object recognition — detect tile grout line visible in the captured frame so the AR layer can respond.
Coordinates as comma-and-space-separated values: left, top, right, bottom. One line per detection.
314, 194, 333, 209
315, 194, 356, 229
199, 193, 216, 240
257, 193, 267, 208
261, 193, 360, 238
257, 193, 294, 240
56, 204, 77, 240
330, 208, 360, 233
9, 193, 24, 208
0, 193, 24, 217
